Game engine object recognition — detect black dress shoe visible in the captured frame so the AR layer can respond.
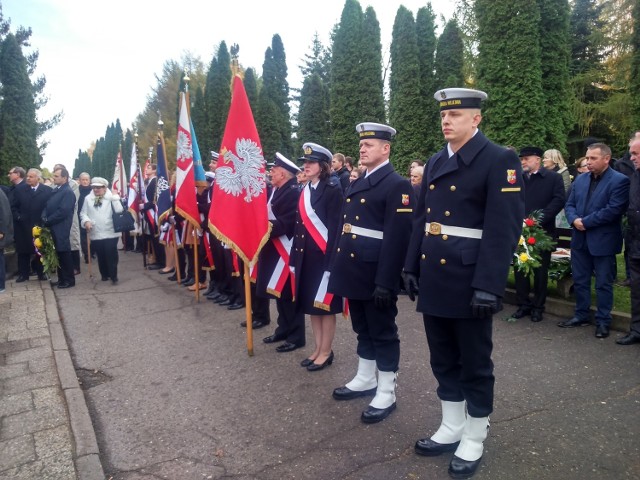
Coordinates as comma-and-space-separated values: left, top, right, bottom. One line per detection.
300, 358, 314, 367
207, 292, 222, 301
214, 295, 230, 304
111, 278, 118, 285
147, 263, 163, 270
595, 325, 610, 338
557, 317, 590, 328
57, 282, 75, 289
218, 298, 233, 306
38, 274, 49, 281
361, 403, 396, 423
15, 275, 28, 283
203, 285, 218, 296
227, 302, 245, 311
182, 278, 196, 287
616, 333, 640, 345
263, 334, 286, 344
307, 351, 334, 371
449, 455, 482, 479
415, 438, 460, 457
276, 342, 303, 353
167, 274, 177, 281
158, 268, 175, 275
530, 311, 543, 322
332, 386, 377, 401
101, 276, 109, 281
510, 306, 531, 319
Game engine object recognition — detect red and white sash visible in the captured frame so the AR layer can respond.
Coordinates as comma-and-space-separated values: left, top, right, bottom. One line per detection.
298, 184, 328, 254
266, 235, 293, 297
313, 270, 335, 311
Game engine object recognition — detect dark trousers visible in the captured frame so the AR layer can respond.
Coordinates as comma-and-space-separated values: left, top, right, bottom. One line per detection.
514, 249, 552, 312
185, 244, 203, 281
80, 228, 90, 262
18, 253, 43, 278
571, 248, 617, 326
251, 283, 270, 324
348, 298, 400, 372
72, 250, 80, 273
273, 296, 305, 345
92, 237, 119, 281
0, 248, 5, 290
630, 256, 640, 336
423, 314, 494, 418
57, 251, 75, 285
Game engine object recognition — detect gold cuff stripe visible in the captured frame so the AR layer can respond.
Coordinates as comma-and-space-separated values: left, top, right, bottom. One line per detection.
501, 187, 521, 192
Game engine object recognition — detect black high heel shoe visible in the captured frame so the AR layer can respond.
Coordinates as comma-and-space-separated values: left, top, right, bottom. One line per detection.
300, 357, 315, 367
307, 351, 334, 371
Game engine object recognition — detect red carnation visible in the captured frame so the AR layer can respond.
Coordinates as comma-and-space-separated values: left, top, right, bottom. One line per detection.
524, 218, 536, 227
527, 237, 536, 245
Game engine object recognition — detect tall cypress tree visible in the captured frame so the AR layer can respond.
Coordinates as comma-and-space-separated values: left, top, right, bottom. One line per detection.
631, 0, 640, 128
297, 73, 331, 152
204, 42, 232, 155
435, 20, 465, 89
360, 7, 386, 123
0, 33, 40, 176
476, 0, 546, 148
243, 67, 259, 113
72, 150, 92, 179
388, 6, 423, 173
538, 0, 572, 153
330, 0, 365, 156
256, 35, 293, 160
416, 4, 440, 157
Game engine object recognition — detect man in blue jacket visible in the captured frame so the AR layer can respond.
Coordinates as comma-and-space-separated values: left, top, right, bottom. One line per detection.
42, 167, 77, 288
559, 143, 630, 338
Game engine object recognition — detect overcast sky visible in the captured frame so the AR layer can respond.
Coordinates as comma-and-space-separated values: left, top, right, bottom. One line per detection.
3, 0, 456, 171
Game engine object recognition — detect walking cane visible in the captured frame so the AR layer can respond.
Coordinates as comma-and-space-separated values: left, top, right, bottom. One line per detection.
87, 234, 93, 278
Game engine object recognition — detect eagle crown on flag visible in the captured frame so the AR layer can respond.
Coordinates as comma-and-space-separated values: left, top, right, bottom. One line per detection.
216, 139, 265, 202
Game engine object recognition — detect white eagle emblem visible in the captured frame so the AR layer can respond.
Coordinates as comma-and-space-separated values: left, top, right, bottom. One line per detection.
216, 138, 265, 202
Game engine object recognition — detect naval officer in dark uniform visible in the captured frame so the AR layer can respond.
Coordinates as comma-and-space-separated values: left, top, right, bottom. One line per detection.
259, 153, 306, 352
329, 122, 414, 423
403, 88, 524, 479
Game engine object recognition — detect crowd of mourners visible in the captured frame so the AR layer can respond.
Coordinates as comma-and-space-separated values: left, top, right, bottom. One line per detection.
1, 88, 639, 480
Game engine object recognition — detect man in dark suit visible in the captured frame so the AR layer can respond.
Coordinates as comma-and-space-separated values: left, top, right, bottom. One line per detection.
559, 143, 630, 338
510, 146, 566, 322
403, 88, 525, 479
329, 122, 414, 424
617, 138, 640, 345
42, 167, 77, 288
331, 153, 351, 191
11, 168, 53, 281
259, 153, 304, 347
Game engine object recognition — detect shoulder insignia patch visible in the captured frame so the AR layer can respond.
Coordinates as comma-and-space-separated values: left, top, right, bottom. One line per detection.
402, 194, 410, 206
507, 169, 516, 184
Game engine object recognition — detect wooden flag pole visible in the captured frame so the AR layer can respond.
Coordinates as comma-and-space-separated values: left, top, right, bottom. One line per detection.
244, 263, 254, 356
193, 228, 200, 302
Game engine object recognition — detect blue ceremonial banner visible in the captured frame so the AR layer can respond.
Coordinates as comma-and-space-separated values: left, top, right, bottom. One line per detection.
156, 132, 172, 223
190, 119, 207, 187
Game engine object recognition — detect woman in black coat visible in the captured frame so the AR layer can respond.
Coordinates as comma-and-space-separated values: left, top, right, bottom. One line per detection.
291, 143, 344, 371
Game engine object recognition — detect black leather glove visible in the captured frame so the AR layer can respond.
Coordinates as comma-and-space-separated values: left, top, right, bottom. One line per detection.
470, 290, 503, 318
373, 286, 393, 309
401, 272, 419, 302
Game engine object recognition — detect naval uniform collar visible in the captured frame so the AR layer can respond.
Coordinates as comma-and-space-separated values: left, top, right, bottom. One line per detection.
447, 128, 479, 158
365, 159, 390, 178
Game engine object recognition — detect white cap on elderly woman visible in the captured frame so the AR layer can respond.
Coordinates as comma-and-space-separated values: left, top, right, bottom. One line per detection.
90, 177, 109, 187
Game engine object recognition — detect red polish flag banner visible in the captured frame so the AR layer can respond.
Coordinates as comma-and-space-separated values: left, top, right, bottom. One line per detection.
209, 74, 270, 265
175, 91, 200, 229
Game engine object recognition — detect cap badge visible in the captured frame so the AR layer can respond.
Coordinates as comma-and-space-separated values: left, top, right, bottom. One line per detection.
440, 91, 447, 99
304, 146, 313, 155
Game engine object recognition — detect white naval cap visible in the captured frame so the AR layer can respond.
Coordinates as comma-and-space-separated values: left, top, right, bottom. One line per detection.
356, 122, 396, 141
302, 142, 332, 163
273, 152, 301, 174
434, 88, 488, 110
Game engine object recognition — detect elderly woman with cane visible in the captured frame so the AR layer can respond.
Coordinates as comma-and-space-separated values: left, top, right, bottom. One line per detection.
80, 177, 123, 284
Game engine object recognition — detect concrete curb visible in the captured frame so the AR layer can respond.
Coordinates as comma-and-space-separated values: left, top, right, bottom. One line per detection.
43, 285, 105, 480
504, 288, 631, 332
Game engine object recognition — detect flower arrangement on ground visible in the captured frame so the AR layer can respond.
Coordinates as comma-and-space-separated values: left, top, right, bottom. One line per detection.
513, 210, 556, 278
32, 226, 59, 274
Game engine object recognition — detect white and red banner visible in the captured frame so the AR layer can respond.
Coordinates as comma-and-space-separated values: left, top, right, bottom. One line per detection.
175, 92, 200, 228
112, 150, 127, 198
209, 75, 270, 265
